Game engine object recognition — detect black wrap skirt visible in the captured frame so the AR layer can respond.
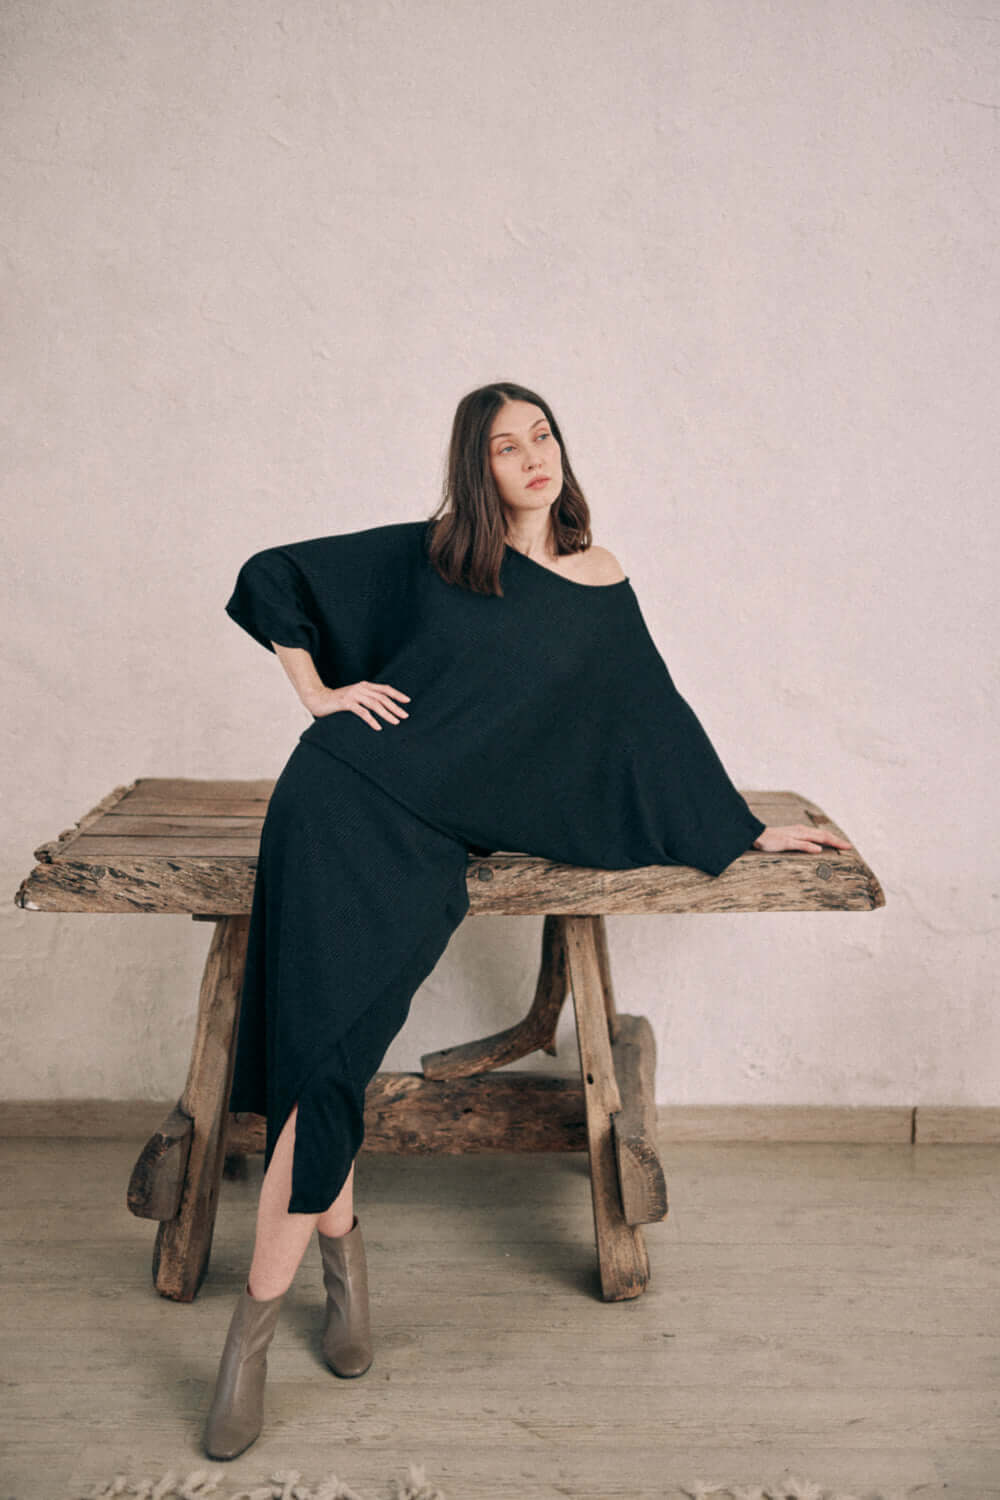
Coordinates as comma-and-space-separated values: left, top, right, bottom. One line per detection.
228, 738, 472, 1214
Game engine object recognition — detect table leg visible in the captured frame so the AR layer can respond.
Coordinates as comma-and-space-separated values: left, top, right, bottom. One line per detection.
562, 915, 650, 1301
151, 915, 249, 1301
592, 913, 619, 1041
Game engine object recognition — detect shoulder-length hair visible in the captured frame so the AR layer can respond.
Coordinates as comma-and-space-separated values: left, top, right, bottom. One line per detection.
425, 381, 593, 595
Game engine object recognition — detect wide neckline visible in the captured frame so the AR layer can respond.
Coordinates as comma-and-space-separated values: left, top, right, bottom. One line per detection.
503, 543, 630, 592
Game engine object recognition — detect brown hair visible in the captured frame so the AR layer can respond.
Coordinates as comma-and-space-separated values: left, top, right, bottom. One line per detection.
425, 381, 593, 595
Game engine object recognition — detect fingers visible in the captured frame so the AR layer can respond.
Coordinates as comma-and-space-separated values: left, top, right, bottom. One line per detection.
368, 690, 409, 723
795, 824, 853, 850
353, 705, 383, 731
761, 826, 854, 854
353, 681, 411, 731
367, 701, 403, 725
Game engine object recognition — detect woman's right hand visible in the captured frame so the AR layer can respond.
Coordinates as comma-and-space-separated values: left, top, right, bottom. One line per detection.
752, 824, 853, 854
304, 680, 411, 731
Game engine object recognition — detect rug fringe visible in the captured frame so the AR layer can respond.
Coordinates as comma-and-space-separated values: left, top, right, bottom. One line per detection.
74, 1469, 915, 1500
680, 1478, 911, 1500
392, 1465, 446, 1500
75, 1465, 444, 1500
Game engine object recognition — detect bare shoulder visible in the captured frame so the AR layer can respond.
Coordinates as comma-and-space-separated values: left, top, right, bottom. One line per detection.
576, 544, 628, 584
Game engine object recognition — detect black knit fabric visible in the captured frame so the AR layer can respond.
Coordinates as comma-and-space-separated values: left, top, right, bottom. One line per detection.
228, 741, 470, 1213
226, 517, 766, 877
225, 517, 766, 1213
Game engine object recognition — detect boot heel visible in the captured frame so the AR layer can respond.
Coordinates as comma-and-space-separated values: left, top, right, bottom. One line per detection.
317, 1216, 373, 1378
203, 1279, 286, 1460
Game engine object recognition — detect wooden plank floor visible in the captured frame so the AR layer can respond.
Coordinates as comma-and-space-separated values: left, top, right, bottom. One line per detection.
1, 1136, 998, 1499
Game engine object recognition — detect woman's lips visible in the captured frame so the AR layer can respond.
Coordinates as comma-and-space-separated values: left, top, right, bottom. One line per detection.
527, 477, 550, 488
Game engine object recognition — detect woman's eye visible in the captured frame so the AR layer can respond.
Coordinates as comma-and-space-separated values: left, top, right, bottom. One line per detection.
498, 432, 549, 454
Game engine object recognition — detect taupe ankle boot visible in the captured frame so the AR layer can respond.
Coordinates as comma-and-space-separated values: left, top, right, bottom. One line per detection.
203, 1278, 286, 1460
317, 1216, 373, 1377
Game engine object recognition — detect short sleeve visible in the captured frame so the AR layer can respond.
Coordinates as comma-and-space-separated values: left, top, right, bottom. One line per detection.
224, 522, 430, 691
225, 548, 322, 658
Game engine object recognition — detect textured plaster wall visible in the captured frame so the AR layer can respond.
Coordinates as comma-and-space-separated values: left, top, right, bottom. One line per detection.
2, 1, 997, 1108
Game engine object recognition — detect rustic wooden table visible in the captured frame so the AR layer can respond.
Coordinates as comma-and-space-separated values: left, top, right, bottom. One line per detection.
16, 777, 884, 1305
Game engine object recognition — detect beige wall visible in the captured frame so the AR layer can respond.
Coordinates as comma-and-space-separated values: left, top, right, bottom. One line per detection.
3, 1, 996, 1107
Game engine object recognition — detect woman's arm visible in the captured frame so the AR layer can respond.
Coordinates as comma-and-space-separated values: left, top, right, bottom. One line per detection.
272, 642, 326, 711
271, 642, 410, 731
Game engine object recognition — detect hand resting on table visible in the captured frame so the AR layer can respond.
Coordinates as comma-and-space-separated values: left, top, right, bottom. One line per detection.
752, 825, 853, 855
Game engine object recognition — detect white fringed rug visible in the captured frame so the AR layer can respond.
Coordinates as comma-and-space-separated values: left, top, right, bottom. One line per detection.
70, 1471, 917, 1500
73, 1466, 445, 1500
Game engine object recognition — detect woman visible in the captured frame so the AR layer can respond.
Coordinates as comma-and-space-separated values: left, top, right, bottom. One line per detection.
204, 380, 850, 1459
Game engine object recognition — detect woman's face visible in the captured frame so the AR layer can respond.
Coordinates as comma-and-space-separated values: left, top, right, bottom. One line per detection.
487, 400, 563, 522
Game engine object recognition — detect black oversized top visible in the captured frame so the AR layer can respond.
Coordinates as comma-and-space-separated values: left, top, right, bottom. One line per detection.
225, 518, 766, 876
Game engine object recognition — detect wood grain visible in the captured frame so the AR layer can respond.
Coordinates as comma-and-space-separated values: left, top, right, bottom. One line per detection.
225, 1072, 588, 1156
150, 915, 249, 1300
611, 1015, 668, 1226
15, 779, 886, 914
563, 916, 650, 1301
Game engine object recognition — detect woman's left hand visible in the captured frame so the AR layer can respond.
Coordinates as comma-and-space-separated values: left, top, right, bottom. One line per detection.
752, 824, 853, 855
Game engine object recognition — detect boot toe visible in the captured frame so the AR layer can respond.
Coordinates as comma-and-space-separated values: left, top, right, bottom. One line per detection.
203, 1412, 261, 1461
322, 1338, 373, 1378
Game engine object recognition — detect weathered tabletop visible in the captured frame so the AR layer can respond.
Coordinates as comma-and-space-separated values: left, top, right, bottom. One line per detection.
15, 776, 884, 915
14, 777, 884, 1304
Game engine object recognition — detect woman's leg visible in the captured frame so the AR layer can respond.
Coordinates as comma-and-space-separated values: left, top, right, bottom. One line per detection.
247, 1102, 357, 1299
